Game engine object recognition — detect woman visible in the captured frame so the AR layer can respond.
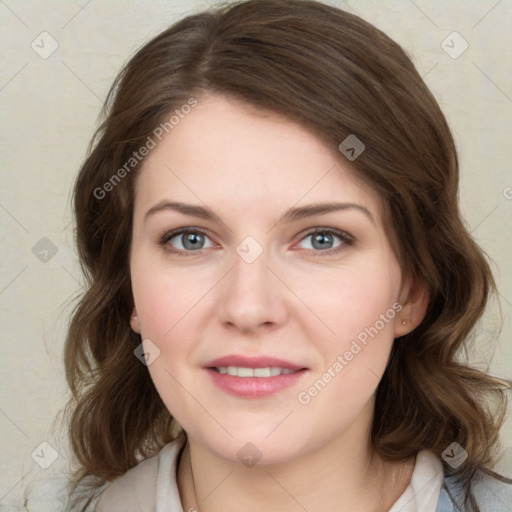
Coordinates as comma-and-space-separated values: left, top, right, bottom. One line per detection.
57, 0, 511, 510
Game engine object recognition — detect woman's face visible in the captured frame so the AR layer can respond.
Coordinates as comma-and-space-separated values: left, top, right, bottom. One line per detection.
129, 93, 414, 464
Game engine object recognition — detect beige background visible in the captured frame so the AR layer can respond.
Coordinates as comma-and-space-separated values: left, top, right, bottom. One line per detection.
0, 0, 511, 508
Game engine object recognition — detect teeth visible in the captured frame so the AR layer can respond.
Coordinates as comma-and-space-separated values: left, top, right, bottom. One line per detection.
254, 367, 271, 377
237, 367, 254, 377
216, 366, 297, 377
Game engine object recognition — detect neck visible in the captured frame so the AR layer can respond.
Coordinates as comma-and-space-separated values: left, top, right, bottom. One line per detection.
177, 407, 415, 512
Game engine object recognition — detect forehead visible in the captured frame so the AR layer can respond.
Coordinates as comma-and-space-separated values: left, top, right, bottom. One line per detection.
133, 94, 382, 221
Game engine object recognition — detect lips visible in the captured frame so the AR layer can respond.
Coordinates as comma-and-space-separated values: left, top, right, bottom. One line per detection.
203, 355, 309, 398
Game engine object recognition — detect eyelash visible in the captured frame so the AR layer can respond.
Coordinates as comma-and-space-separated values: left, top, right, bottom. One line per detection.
159, 227, 354, 258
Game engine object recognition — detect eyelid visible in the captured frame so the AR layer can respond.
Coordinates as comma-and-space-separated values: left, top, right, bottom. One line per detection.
292, 227, 354, 256
160, 227, 217, 250
294, 226, 354, 244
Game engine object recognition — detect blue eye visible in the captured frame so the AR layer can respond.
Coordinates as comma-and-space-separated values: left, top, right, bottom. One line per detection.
160, 229, 214, 255
160, 227, 353, 257
296, 228, 354, 256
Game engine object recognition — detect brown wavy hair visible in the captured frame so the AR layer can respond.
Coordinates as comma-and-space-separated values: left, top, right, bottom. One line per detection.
59, 0, 511, 510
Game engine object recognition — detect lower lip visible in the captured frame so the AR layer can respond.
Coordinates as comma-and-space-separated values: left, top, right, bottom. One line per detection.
205, 368, 308, 398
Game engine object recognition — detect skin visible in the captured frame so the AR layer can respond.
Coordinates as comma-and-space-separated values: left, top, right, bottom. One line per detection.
129, 93, 429, 512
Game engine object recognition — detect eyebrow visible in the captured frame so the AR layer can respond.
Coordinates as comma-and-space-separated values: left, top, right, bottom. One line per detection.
144, 200, 375, 225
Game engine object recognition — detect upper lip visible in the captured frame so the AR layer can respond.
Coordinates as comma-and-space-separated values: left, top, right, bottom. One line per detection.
203, 355, 307, 370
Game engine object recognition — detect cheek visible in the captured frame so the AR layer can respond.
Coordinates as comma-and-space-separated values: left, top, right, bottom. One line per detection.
297, 257, 399, 389
297, 255, 400, 347
294, 257, 400, 420
130, 266, 202, 418
130, 263, 210, 392
131, 262, 203, 339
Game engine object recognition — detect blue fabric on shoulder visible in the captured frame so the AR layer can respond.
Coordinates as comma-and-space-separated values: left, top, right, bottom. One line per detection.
435, 473, 512, 511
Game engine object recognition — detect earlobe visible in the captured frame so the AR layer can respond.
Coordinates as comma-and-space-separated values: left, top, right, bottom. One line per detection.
394, 279, 430, 338
130, 307, 141, 334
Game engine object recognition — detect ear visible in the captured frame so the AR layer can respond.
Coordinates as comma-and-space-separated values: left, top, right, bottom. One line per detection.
130, 306, 141, 334
394, 276, 430, 338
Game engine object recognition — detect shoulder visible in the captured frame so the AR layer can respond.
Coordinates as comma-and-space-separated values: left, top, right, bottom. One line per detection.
436, 472, 512, 512
96, 435, 186, 512
95, 453, 159, 512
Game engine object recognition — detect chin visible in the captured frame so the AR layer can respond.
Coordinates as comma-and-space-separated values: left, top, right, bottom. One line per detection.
194, 424, 313, 467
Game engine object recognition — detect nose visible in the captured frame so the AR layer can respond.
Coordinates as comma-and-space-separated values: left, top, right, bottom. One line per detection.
217, 243, 289, 334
